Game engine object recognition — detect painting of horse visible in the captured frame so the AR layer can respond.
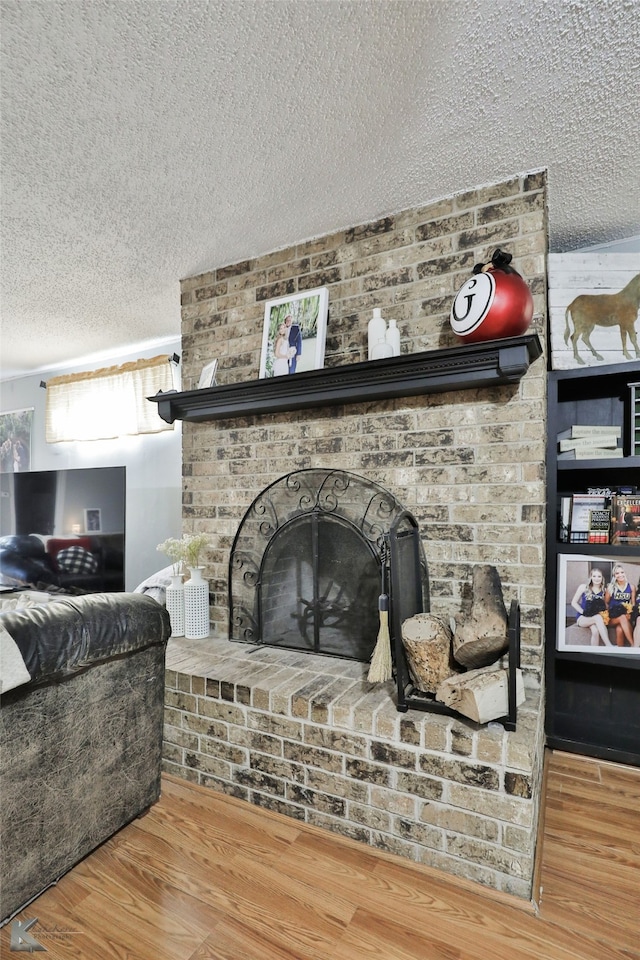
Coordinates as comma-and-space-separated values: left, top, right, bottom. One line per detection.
549, 253, 640, 369
564, 273, 640, 365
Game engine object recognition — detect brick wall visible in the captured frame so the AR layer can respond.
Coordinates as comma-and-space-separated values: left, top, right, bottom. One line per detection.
171, 171, 549, 898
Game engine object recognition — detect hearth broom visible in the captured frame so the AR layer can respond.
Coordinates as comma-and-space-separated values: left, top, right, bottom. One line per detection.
368, 544, 392, 683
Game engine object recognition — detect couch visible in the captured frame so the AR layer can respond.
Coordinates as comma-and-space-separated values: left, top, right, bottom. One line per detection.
0, 592, 171, 923
0, 533, 125, 593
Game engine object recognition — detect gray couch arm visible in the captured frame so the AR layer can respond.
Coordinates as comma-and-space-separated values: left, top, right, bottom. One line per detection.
1, 593, 171, 923
1, 592, 171, 687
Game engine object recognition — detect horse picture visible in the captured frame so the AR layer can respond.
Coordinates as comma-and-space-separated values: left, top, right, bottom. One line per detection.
549, 254, 640, 369
564, 273, 640, 365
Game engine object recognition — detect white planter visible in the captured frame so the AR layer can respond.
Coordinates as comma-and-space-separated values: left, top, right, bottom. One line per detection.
184, 566, 209, 639
165, 574, 185, 637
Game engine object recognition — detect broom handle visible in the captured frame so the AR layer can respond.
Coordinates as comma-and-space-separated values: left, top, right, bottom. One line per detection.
368, 541, 393, 683
378, 544, 389, 615
380, 541, 387, 598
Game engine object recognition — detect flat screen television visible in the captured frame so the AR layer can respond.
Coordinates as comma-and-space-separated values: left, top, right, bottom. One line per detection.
0, 466, 125, 593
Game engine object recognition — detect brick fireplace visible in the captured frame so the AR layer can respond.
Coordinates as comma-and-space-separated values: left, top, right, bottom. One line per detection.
163, 172, 548, 899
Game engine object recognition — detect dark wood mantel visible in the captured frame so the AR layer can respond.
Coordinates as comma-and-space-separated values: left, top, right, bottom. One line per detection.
150, 334, 543, 424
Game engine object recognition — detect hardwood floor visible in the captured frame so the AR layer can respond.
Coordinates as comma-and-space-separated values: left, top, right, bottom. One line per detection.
2, 750, 638, 960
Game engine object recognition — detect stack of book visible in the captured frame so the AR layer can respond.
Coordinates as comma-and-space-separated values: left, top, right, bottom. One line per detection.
557, 424, 622, 460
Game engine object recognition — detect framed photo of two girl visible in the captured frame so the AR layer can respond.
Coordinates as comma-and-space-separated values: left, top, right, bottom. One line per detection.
557, 555, 640, 654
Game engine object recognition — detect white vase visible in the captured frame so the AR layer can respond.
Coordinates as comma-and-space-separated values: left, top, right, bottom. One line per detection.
385, 318, 401, 356
184, 566, 209, 639
367, 307, 387, 360
165, 574, 185, 637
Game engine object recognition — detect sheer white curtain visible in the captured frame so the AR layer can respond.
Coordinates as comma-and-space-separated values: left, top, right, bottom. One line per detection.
45, 355, 175, 443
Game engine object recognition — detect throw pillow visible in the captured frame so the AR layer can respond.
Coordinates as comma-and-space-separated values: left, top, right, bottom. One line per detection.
56, 546, 99, 574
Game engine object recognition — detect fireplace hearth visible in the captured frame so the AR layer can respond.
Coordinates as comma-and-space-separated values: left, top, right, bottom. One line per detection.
229, 469, 428, 662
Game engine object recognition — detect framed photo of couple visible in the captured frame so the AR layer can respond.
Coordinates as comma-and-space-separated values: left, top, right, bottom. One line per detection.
259, 287, 328, 379
556, 553, 640, 655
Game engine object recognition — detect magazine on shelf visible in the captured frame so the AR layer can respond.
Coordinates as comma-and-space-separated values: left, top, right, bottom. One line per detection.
611, 495, 640, 545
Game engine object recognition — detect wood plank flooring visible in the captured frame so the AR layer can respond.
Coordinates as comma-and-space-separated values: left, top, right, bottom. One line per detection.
1, 750, 638, 960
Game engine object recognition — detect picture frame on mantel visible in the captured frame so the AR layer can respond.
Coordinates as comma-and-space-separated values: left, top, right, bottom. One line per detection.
259, 287, 328, 379
197, 359, 218, 389
548, 252, 640, 370
557, 553, 640, 654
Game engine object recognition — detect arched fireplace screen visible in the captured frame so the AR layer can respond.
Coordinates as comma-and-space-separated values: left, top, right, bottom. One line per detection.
229, 468, 428, 661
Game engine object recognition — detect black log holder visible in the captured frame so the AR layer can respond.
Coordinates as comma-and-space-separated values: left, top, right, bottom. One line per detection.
388, 513, 520, 730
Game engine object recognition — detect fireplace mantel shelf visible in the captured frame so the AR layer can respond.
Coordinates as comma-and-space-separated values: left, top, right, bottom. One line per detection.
150, 334, 543, 424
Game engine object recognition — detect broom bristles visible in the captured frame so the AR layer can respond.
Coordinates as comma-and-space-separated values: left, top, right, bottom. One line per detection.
368, 610, 392, 683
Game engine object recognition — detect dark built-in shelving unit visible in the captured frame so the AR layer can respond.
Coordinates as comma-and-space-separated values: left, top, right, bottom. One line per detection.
546, 360, 640, 768
149, 335, 542, 424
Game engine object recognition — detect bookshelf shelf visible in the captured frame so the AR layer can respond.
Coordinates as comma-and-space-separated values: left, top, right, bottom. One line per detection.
546, 360, 640, 768
557, 455, 640, 472
555, 542, 640, 558
555, 649, 640, 670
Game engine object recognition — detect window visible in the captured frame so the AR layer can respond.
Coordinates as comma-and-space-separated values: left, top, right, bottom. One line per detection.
45, 355, 175, 443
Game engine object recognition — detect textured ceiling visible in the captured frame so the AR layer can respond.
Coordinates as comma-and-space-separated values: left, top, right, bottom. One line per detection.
1, 0, 639, 379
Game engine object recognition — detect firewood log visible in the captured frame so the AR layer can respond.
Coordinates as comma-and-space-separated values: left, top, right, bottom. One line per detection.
400, 613, 461, 694
435, 666, 525, 724
452, 565, 508, 668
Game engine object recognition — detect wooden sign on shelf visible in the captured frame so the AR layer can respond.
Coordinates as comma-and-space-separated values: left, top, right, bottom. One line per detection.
548, 252, 640, 370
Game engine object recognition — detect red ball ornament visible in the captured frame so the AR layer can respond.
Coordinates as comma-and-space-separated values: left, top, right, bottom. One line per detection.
450, 251, 534, 344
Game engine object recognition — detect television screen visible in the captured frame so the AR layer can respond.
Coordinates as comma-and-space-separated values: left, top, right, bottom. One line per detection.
0, 466, 125, 593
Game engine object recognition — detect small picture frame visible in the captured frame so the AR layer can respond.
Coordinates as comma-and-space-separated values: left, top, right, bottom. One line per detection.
557, 553, 640, 654
84, 508, 102, 533
259, 287, 329, 379
197, 359, 218, 389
